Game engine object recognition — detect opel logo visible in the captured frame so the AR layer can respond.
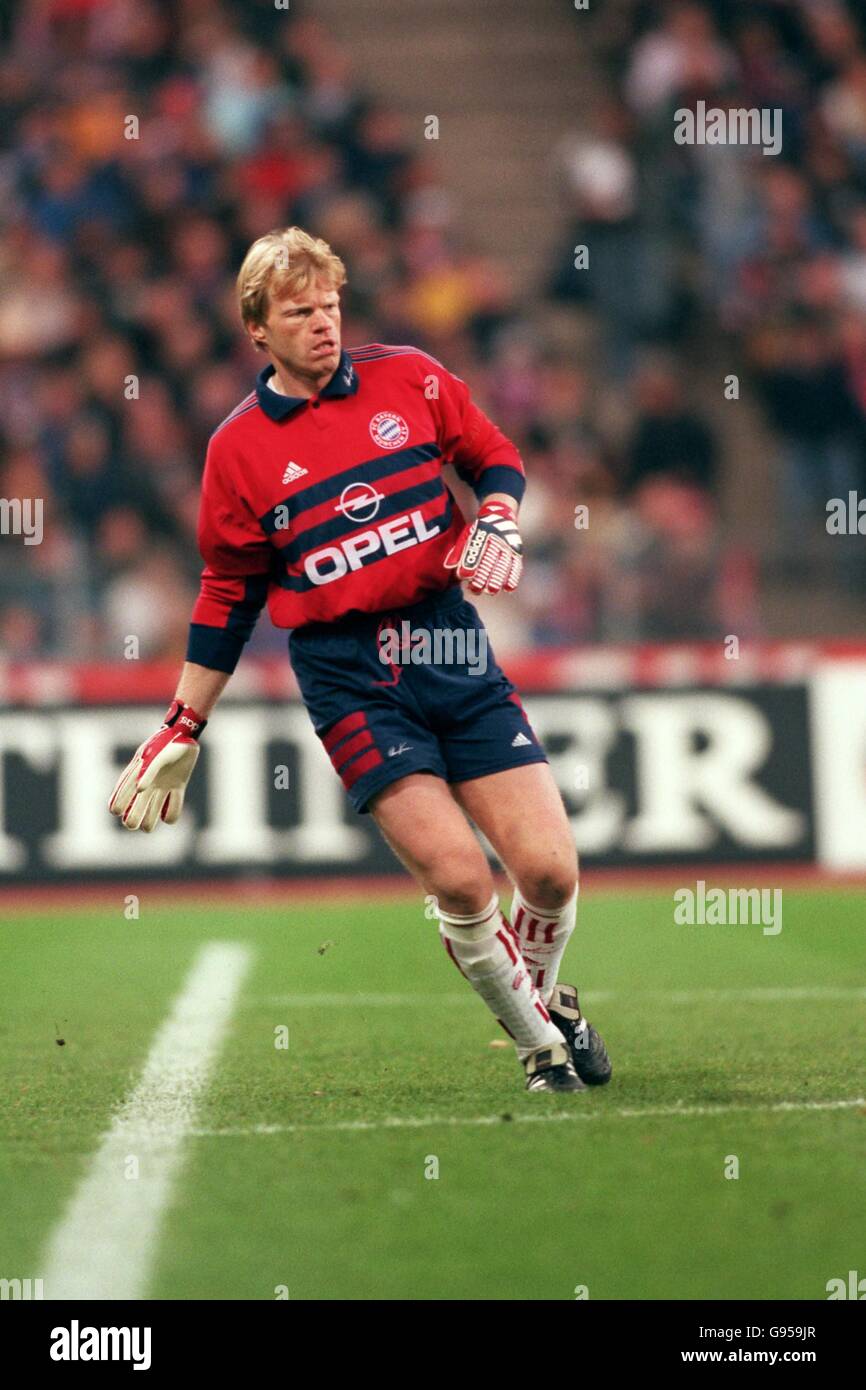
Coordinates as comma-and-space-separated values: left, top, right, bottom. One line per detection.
336, 482, 386, 524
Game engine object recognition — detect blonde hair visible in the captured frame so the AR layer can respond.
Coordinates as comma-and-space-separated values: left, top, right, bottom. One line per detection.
236, 226, 347, 332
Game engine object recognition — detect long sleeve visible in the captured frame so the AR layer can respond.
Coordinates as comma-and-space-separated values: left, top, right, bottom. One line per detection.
429, 365, 526, 504
186, 437, 272, 673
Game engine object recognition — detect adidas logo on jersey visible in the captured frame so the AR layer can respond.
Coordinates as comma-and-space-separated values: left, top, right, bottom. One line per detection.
511, 732, 532, 747
282, 461, 309, 485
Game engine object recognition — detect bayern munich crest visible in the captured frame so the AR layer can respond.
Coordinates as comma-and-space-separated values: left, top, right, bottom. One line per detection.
369, 410, 409, 450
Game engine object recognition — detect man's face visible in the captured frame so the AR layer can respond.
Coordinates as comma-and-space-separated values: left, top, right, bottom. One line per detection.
252, 275, 342, 382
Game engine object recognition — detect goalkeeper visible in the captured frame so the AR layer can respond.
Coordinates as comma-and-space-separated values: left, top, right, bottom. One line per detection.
109, 226, 611, 1096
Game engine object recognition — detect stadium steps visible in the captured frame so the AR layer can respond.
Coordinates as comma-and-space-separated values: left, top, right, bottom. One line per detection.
313, 0, 595, 295
694, 360, 866, 633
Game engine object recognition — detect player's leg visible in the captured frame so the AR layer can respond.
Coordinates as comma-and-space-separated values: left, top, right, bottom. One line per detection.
290, 599, 582, 1092
404, 591, 579, 995
370, 772, 494, 914
452, 762, 611, 1085
451, 761, 578, 994
369, 773, 583, 1092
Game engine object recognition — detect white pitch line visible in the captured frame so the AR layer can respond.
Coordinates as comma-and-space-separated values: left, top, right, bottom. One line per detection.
257, 986, 866, 1008
42, 942, 252, 1301
186, 1096, 866, 1140
662, 986, 866, 1003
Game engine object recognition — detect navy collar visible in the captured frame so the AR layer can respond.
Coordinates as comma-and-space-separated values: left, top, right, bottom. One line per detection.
256, 350, 359, 420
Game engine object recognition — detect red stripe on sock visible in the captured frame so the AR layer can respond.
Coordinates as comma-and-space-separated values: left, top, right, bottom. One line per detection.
543, 922, 556, 944
535, 968, 546, 992
496, 928, 518, 965
534, 999, 551, 1023
525, 917, 539, 943
441, 935, 468, 979
513, 905, 525, 933
500, 913, 520, 948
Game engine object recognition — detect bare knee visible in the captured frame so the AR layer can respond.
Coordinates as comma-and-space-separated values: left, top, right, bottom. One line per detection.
515, 848, 578, 913
427, 849, 495, 917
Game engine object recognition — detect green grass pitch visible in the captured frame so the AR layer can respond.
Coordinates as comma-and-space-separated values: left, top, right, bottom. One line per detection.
1, 886, 864, 1300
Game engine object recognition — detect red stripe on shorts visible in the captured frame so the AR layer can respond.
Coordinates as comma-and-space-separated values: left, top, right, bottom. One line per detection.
332, 727, 374, 771
322, 711, 367, 753
341, 746, 384, 790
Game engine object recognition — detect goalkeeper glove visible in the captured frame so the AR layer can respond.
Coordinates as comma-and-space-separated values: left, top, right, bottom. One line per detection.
443, 499, 523, 595
109, 699, 207, 832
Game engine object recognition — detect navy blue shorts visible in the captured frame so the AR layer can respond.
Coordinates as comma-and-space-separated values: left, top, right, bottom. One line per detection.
288, 586, 547, 813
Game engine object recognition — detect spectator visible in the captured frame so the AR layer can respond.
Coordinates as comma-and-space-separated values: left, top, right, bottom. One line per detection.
624, 356, 718, 494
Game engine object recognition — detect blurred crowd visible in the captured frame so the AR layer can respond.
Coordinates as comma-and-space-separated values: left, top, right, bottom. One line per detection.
543, 0, 866, 638
1, 0, 865, 661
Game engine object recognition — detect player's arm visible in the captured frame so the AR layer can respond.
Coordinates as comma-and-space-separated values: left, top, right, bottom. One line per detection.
109, 438, 271, 832
174, 661, 231, 717
432, 366, 525, 595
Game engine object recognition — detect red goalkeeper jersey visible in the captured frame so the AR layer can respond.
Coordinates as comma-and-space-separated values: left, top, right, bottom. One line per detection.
187, 344, 525, 672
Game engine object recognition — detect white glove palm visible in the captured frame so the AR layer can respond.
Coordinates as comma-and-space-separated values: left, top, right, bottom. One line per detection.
109, 701, 207, 832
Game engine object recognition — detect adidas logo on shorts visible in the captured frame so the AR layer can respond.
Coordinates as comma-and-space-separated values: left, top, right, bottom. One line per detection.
282, 461, 309, 485
511, 732, 532, 747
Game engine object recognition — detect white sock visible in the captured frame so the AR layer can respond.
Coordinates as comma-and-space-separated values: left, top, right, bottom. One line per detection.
510, 885, 578, 1004
438, 894, 564, 1060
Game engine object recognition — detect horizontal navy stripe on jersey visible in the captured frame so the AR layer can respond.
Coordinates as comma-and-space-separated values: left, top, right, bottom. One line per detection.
275, 476, 449, 566
455, 461, 526, 503
259, 440, 441, 534
273, 496, 453, 593
186, 572, 270, 672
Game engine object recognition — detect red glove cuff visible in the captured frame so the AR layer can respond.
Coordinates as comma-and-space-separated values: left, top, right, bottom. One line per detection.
163, 700, 207, 739
478, 499, 518, 520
